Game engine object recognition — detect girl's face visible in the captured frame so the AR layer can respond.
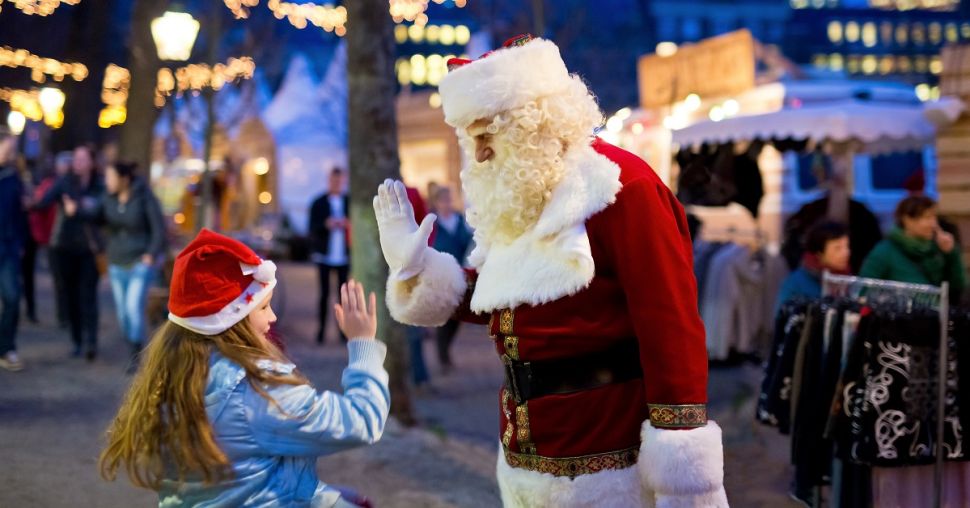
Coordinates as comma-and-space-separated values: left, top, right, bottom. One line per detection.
248, 290, 277, 341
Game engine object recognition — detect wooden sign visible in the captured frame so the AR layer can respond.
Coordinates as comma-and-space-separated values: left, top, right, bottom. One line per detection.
940, 44, 970, 97
638, 29, 756, 109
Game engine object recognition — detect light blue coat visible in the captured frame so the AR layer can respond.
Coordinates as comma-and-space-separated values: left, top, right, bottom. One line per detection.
158, 340, 390, 507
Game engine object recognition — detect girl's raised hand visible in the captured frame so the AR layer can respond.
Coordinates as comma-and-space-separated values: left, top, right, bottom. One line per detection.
333, 279, 377, 341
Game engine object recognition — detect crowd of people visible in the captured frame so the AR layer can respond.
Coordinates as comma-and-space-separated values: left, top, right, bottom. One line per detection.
0, 127, 166, 373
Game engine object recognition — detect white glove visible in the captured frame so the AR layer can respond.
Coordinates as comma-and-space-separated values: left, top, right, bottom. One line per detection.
373, 179, 436, 280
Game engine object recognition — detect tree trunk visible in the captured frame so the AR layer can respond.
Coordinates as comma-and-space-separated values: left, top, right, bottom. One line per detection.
117, 0, 164, 174
346, 0, 415, 425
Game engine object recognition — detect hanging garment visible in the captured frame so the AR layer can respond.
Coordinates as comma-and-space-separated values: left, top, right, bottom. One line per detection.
758, 299, 811, 433
701, 243, 761, 360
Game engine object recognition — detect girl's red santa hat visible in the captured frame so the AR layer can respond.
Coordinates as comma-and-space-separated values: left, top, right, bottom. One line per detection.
168, 228, 277, 335
438, 34, 574, 129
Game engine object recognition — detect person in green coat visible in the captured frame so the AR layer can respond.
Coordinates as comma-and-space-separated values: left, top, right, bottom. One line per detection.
860, 195, 966, 302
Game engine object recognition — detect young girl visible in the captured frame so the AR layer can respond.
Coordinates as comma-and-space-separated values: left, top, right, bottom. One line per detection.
100, 229, 389, 507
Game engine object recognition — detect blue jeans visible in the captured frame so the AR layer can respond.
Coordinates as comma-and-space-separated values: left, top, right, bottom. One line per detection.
0, 252, 21, 355
406, 325, 429, 385
108, 263, 157, 345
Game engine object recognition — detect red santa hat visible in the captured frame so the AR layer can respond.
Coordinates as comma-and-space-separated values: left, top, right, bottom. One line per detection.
168, 228, 277, 335
438, 34, 573, 129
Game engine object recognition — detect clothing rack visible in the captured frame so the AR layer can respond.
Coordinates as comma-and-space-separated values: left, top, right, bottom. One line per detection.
822, 272, 950, 508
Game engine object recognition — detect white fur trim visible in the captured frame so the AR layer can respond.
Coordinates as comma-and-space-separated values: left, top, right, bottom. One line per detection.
639, 421, 729, 508
168, 278, 278, 335
496, 443, 646, 508
386, 248, 467, 327
439, 38, 572, 129
468, 145, 622, 313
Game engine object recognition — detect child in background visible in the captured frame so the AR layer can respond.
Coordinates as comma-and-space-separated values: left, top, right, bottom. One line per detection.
100, 229, 389, 507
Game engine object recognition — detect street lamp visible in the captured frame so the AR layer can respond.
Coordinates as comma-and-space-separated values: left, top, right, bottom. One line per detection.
6, 111, 26, 135
151, 10, 200, 62
38, 87, 65, 116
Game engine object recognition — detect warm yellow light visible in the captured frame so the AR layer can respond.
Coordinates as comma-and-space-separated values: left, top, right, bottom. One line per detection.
946, 23, 958, 42
410, 54, 426, 85
828, 21, 843, 43
896, 24, 909, 45
258, 191, 273, 204
6, 111, 25, 135
845, 21, 860, 43
396, 58, 412, 85
684, 93, 701, 111
631, 123, 644, 135
830, 53, 844, 71
173, 212, 186, 225
425, 24, 440, 43
439, 25, 455, 45
862, 22, 877, 47
426, 54, 444, 85
929, 22, 942, 45
915, 83, 930, 101
395, 24, 408, 44
408, 24, 424, 43
930, 57, 943, 75
151, 11, 200, 61
44, 109, 63, 129
38, 86, 65, 115
861, 55, 877, 74
428, 92, 441, 108
879, 56, 894, 74
253, 157, 270, 175
455, 25, 470, 45
722, 99, 740, 117
709, 106, 725, 122
656, 42, 677, 57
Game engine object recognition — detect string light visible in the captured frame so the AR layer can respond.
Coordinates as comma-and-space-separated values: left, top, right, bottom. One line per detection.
389, 0, 428, 24
0, 0, 80, 16
223, 0, 347, 35
99, 64, 130, 128
0, 87, 43, 121
0, 46, 88, 83
224, 0, 259, 18
154, 56, 256, 107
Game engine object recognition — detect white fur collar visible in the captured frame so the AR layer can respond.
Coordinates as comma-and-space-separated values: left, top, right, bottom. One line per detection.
468, 144, 622, 313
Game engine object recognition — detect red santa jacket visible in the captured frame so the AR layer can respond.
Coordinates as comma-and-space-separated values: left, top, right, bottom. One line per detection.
454, 139, 708, 474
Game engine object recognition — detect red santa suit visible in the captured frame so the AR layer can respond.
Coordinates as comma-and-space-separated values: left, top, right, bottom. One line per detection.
384, 35, 728, 508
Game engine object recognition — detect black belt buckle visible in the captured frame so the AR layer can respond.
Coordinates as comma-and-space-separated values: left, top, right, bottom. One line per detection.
503, 356, 533, 405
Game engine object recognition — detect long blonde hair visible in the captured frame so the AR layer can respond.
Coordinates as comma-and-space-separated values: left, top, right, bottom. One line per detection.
99, 320, 306, 490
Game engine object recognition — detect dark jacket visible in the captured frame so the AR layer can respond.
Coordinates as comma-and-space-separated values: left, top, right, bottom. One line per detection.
90, 179, 167, 266
0, 167, 26, 259
308, 193, 350, 258
781, 197, 882, 274
432, 213, 472, 264
37, 173, 105, 253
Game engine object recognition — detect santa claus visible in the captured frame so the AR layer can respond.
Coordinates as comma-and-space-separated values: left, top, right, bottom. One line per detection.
373, 34, 728, 507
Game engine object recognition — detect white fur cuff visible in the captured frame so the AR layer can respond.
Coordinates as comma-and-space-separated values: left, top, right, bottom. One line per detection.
639, 421, 729, 508
386, 248, 467, 327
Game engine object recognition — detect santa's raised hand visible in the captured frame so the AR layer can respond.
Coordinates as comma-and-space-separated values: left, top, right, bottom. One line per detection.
373, 179, 436, 280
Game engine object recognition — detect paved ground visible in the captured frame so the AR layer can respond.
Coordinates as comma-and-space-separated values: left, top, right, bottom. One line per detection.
1, 260, 802, 507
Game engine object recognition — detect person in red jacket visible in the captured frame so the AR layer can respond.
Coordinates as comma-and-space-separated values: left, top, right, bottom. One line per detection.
373, 35, 727, 507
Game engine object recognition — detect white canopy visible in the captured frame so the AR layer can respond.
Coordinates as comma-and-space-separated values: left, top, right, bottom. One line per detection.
670, 85, 964, 154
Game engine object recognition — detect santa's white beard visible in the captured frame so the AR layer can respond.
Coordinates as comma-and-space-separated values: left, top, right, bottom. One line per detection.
461, 144, 563, 246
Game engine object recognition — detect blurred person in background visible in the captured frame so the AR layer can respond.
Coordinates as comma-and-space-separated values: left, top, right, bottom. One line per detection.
70, 162, 166, 372
775, 221, 850, 313
27, 151, 71, 328
430, 186, 472, 373
0, 127, 26, 371
308, 168, 351, 345
35, 145, 105, 361
860, 195, 966, 302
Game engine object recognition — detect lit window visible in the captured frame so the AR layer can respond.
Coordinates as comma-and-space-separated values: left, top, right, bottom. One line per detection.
410, 54, 427, 85
790, 0, 808, 8
862, 22, 877, 47
811, 0, 824, 7
929, 23, 942, 45
896, 24, 908, 45
881, 22, 893, 46
828, 21, 843, 43
396, 58, 411, 85
813, 54, 828, 68
862, 55, 877, 74
879, 56, 894, 74
426, 54, 444, 85
962, 23, 970, 39
930, 56, 942, 75
408, 24, 424, 43
425, 25, 440, 43
845, 21, 860, 43
439, 25, 455, 45
914, 55, 928, 73
455, 25, 471, 45
847, 55, 861, 74
897, 56, 912, 74
912, 23, 925, 45
395, 25, 408, 44
946, 23, 958, 43
830, 53, 844, 71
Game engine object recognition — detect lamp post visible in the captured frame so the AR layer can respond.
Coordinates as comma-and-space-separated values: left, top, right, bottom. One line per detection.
152, 7, 212, 231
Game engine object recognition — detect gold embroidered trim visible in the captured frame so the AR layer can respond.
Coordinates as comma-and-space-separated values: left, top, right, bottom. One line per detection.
499, 308, 514, 335
503, 446, 639, 479
501, 389, 514, 447
503, 335, 520, 361
648, 404, 708, 428
515, 403, 536, 454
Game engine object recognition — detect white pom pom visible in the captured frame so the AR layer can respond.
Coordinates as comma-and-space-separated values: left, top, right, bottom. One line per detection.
252, 260, 277, 283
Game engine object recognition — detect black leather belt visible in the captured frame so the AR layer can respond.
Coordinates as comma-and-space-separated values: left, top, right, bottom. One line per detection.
503, 341, 643, 404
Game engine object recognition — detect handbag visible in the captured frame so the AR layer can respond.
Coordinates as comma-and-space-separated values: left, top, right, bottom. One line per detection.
83, 222, 107, 276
